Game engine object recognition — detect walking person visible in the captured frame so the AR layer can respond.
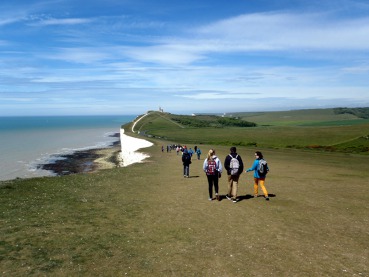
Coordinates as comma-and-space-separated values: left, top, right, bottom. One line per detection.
182, 148, 192, 177
196, 147, 202, 160
224, 146, 244, 203
203, 149, 223, 201
246, 151, 270, 201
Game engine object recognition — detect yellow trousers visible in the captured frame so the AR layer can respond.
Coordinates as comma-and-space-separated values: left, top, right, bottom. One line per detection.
254, 177, 268, 197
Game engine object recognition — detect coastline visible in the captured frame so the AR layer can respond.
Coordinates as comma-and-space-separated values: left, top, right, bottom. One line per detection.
37, 134, 121, 176
38, 128, 153, 176
119, 128, 153, 167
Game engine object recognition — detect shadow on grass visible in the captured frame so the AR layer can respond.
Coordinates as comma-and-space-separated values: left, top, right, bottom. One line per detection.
238, 193, 276, 202
216, 194, 276, 202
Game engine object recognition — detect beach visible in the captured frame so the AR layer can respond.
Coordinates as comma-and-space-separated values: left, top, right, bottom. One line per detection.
38, 136, 121, 176
0, 115, 136, 181
38, 128, 153, 176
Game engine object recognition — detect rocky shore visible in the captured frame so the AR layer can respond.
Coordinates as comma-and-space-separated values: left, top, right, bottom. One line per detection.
38, 133, 121, 176
37, 129, 154, 177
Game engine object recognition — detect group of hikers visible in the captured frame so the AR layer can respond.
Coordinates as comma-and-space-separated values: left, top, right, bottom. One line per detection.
163, 144, 203, 160
181, 146, 270, 203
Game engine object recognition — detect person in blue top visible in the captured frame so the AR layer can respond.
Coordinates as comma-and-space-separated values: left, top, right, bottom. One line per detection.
246, 151, 270, 201
196, 148, 202, 160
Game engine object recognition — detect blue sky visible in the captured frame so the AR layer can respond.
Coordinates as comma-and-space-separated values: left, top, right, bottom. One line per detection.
1, 0, 369, 116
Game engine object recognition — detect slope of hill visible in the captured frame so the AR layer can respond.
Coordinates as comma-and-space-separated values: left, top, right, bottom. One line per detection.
233, 108, 369, 126
125, 108, 369, 154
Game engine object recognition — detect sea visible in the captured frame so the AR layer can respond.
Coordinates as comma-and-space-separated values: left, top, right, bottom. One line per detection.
0, 115, 135, 181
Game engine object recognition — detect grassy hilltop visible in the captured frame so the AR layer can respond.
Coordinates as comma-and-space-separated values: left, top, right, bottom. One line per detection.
129, 108, 369, 154
1, 108, 369, 276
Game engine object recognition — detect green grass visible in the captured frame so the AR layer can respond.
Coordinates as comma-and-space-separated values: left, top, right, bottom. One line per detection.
233, 108, 364, 126
1, 144, 368, 276
132, 111, 369, 153
1, 109, 369, 276
298, 119, 369, 126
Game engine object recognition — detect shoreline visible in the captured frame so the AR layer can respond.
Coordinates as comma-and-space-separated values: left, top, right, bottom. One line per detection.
37, 134, 121, 176
119, 128, 153, 167
38, 128, 153, 176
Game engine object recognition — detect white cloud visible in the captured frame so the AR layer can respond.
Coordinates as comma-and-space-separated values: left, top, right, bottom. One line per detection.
195, 12, 369, 51
342, 65, 369, 73
1, 1, 369, 116
175, 86, 369, 101
122, 45, 205, 65
0, 97, 34, 102
0, 17, 22, 26
42, 47, 113, 64
35, 17, 93, 26
94, 12, 369, 67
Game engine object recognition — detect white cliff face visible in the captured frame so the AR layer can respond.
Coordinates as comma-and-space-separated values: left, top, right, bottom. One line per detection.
119, 128, 153, 167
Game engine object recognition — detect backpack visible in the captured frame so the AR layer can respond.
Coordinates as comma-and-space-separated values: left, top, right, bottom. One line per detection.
258, 159, 268, 177
206, 159, 217, 175
229, 154, 239, 175
183, 153, 191, 164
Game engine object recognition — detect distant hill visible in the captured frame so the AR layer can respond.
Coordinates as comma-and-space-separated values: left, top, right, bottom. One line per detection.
230, 107, 369, 126
124, 107, 369, 154
333, 107, 369, 119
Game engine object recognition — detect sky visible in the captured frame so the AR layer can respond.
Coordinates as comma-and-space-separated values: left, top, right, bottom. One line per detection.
1, 0, 369, 116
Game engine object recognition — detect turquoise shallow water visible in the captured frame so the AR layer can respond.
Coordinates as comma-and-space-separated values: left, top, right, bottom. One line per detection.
0, 115, 135, 181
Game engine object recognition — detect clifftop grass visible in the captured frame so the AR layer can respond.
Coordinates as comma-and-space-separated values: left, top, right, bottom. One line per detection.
2, 143, 368, 276
1, 108, 369, 276
129, 110, 369, 154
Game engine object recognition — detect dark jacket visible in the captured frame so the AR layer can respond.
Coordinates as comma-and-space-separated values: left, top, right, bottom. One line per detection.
182, 150, 192, 166
224, 153, 244, 176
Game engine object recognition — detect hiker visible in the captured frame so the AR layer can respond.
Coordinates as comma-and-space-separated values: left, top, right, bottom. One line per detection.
246, 151, 270, 201
224, 146, 244, 203
188, 148, 194, 157
203, 149, 223, 201
196, 147, 202, 160
182, 148, 192, 177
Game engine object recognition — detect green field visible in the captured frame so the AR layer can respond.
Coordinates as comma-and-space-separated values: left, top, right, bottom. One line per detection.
132, 109, 369, 153
233, 108, 367, 126
1, 108, 369, 276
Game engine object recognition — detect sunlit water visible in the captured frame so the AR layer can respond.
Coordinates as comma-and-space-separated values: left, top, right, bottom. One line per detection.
0, 115, 135, 181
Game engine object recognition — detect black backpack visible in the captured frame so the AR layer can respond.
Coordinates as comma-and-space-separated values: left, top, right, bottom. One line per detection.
183, 153, 191, 164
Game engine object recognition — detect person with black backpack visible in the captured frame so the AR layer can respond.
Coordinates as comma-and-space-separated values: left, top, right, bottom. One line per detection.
182, 148, 192, 178
224, 146, 244, 203
203, 149, 223, 201
246, 151, 270, 201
